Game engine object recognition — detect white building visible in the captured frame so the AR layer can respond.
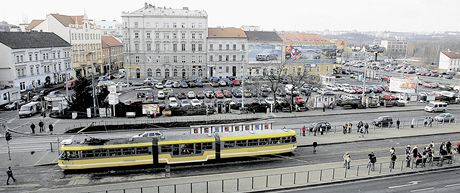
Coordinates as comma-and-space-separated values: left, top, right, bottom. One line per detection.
207, 27, 247, 78
439, 50, 460, 72
380, 39, 407, 58
29, 14, 103, 77
96, 20, 123, 39
122, 3, 208, 79
0, 32, 72, 91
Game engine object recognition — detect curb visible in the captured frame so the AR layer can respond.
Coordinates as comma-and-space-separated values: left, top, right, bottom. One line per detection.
249, 165, 460, 193
298, 130, 460, 147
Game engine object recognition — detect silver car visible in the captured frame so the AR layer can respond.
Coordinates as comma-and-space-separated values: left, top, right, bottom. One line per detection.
434, 113, 455, 122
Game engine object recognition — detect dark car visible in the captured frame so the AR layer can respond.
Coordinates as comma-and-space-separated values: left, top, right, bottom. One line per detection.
261, 91, 270, 97
211, 81, 220, 87
372, 116, 393, 127
180, 82, 189, 88
177, 92, 187, 100
195, 81, 204, 88
137, 92, 146, 98
188, 82, 196, 88
196, 92, 205, 99
310, 121, 332, 132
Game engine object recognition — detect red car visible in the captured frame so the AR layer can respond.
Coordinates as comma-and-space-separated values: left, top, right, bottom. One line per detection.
214, 90, 224, 98
231, 79, 241, 86
294, 96, 305, 103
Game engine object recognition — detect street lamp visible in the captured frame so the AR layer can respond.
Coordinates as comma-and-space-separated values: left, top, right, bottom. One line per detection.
85, 51, 98, 117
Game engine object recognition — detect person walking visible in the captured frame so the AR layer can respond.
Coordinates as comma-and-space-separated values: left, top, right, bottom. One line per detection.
411, 118, 415, 128
390, 153, 397, 169
343, 124, 347, 134
48, 124, 54, 135
322, 105, 326, 112
390, 147, 395, 155
368, 152, 376, 171
396, 119, 400, 129
421, 150, 428, 167
348, 122, 352, 133
30, 123, 36, 134
343, 152, 351, 169
364, 123, 369, 134
38, 121, 44, 133
446, 141, 452, 154
359, 126, 365, 138
6, 167, 16, 185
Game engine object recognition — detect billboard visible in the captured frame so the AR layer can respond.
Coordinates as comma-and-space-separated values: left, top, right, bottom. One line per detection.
285, 45, 337, 64
142, 104, 160, 115
389, 77, 417, 93
248, 43, 282, 64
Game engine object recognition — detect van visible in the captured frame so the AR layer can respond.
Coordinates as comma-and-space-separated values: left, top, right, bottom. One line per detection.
424, 101, 448, 113
19, 102, 42, 118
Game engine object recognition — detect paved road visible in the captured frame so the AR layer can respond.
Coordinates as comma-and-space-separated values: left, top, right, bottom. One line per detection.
278, 168, 460, 193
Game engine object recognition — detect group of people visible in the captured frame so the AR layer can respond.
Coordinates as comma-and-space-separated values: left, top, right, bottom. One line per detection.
30, 120, 53, 135
423, 117, 434, 127
342, 121, 369, 137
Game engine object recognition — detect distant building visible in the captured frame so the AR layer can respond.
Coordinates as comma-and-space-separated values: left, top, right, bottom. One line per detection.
241, 25, 260, 32
278, 32, 337, 76
122, 3, 208, 79
96, 20, 123, 39
0, 21, 21, 32
245, 31, 283, 77
0, 32, 72, 91
207, 27, 247, 78
101, 35, 124, 73
380, 39, 407, 58
29, 13, 103, 78
439, 50, 460, 72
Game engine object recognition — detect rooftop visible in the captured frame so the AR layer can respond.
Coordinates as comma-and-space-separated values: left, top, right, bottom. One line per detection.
442, 50, 460, 59
124, 3, 207, 18
26, 19, 44, 31
244, 31, 283, 42
49, 14, 85, 27
101, 35, 122, 48
0, 32, 71, 49
278, 32, 329, 44
208, 27, 247, 38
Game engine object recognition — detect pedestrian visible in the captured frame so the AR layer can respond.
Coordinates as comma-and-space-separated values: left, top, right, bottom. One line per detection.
313, 127, 317, 136
343, 152, 351, 169
406, 154, 411, 168
368, 152, 376, 171
446, 141, 452, 154
30, 123, 35, 134
343, 124, 347, 134
390, 147, 395, 155
348, 122, 352, 133
411, 118, 415, 128
396, 119, 400, 129
390, 153, 397, 169
38, 121, 44, 133
322, 105, 326, 112
421, 150, 427, 167
412, 146, 419, 166
312, 142, 318, 153
428, 117, 433, 127
359, 126, 364, 138
364, 123, 369, 134
6, 167, 16, 185
320, 127, 324, 135
48, 124, 54, 135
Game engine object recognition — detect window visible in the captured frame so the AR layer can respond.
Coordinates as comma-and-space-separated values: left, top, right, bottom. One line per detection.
164, 56, 169, 63
218, 55, 222, 61
198, 56, 203, 63
30, 66, 34, 75
155, 43, 160, 51
181, 23, 185, 28
36, 66, 39, 75
156, 56, 160, 63
156, 69, 161, 77
232, 55, 236, 61
173, 33, 177, 39
161, 145, 173, 153
146, 32, 151, 39
135, 44, 139, 51
191, 56, 196, 63
134, 32, 139, 38
225, 55, 229, 62
233, 44, 236, 50
242, 44, 245, 50
109, 149, 122, 156
94, 149, 108, 157
181, 33, 186, 39
198, 44, 203, 51
224, 141, 235, 148
147, 68, 152, 77
28, 54, 32, 61
16, 56, 19, 63
155, 33, 160, 39
199, 33, 203, 39
241, 55, 245, 61
191, 33, 195, 39
181, 56, 186, 63
135, 56, 140, 63
181, 44, 186, 51
173, 56, 178, 63
209, 55, 213, 62
259, 138, 268, 145
226, 44, 229, 50
191, 23, 195, 28
219, 44, 222, 50
209, 44, 213, 50
236, 140, 247, 147
165, 69, 170, 77
226, 66, 229, 73
270, 138, 281, 144
173, 69, 178, 77
173, 44, 177, 52
173, 23, 177, 28
35, 54, 38, 61
248, 139, 258, 146
191, 44, 196, 52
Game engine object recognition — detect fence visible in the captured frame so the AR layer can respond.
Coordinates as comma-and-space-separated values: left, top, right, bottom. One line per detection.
85, 155, 458, 193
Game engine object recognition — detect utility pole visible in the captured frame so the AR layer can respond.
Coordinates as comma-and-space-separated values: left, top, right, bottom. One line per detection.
241, 63, 245, 111
362, 61, 367, 108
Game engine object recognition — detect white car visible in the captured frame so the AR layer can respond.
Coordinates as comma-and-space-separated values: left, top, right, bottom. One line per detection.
144, 78, 158, 85
344, 87, 356, 94
164, 81, 173, 88
187, 91, 196, 99
191, 99, 202, 107
169, 97, 179, 108
157, 91, 165, 100
325, 84, 338, 91
155, 82, 164, 89
132, 131, 163, 139
116, 81, 128, 87
181, 99, 191, 107
265, 97, 275, 105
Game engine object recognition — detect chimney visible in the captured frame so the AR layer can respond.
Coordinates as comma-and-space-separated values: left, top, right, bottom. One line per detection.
144, 2, 148, 9
183, 7, 189, 10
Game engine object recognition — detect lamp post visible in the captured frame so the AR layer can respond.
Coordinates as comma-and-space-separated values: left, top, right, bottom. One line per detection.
86, 51, 97, 117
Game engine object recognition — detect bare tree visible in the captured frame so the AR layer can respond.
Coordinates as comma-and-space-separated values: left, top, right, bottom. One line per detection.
267, 64, 285, 112
286, 69, 320, 112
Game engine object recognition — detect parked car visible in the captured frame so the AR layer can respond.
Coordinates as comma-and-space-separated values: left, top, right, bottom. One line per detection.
195, 81, 204, 88
196, 92, 205, 99
180, 81, 189, 88
214, 90, 224, 98
168, 97, 179, 108
187, 91, 196, 99
132, 131, 163, 138
434, 113, 455, 122
154, 82, 164, 89
164, 80, 173, 88
231, 79, 241, 86
223, 90, 232, 98
372, 116, 393, 127
157, 91, 165, 100
4, 100, 26, 110
172, 81, 180, 88
211, 81, 220, 87
177, 92, 187, 100
144, 78, 158, 85
191, 99, 202, 107
181, 99, 191, 107
204, 90, 214, 98
309, 121, 331, 132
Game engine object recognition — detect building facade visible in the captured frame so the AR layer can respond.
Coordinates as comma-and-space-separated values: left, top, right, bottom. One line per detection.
0, 32, 72, 91
380, 39, 407, 58
122, 3, 208, 80
96, 20, 123, 39
29, 14, 103, 78
207, 27, 247, 78
102, 35, 124, 74
245, 31, 283, 77
439, 50, 460, 72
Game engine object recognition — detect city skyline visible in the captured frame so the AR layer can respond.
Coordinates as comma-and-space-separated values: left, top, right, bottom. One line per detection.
1, 0, 459, 32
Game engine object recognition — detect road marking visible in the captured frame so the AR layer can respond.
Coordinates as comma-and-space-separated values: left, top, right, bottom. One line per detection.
34, 151, 52, 166
7, 118, 16, 123
410, 187, 434, 192
389, 181, 421, 189
445, 183, 460, 188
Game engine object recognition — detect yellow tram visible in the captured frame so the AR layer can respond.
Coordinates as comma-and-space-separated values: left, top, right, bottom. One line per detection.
58, 129, 297, 170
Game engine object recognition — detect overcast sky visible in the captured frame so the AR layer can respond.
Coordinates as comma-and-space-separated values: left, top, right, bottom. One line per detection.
1, 0, 459, 32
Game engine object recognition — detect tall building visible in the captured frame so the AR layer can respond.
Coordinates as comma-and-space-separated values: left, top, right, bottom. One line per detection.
29, 13, 103, 78
96, 20, 123, 39
380, 39, 407, 58
102, 35, 124, 73
0, 32, 72, 91
122, 3, 208, 79
439, 50, 460, 72
245, 31, 283, 77
207, 27, 247, 78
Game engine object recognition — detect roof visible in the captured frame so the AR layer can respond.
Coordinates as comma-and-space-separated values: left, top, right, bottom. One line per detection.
441, 50, 460, 59
278, 32, 329, 44
101, 35, 122, 48
0, 32, 71, 49
50, 14, 84, 27
208, 27, 247, 38
27, 19, 44, 31
126, 4, 207, 17
244, 31, 282, 42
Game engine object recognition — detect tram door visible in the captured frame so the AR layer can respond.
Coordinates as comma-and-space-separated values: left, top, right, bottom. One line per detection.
215, 135, 221, 159
152, 137, 159, 166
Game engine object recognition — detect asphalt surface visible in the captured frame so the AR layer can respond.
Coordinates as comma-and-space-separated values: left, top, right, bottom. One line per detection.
278, 168, 460, 193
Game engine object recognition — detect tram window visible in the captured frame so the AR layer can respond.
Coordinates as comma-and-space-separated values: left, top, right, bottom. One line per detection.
109, 149, 122, 156
224, 141, 235, 148
160, 145, 173, 153
123, 148, 135, 155
291, 136, 296, 143
68, 151, 80, 159
172, 144, 180, 155
136, 147, 149, 154
195, 143, 202, 154
181, 144, 194, 155
82, 150, 95, 158
259, 138, 268, 145
270, 138, 281, 144
282, 137, 290, 143
94, 149, 108, 157
248, 139, 258, 146
203, 142, 213, 150
236, 140, 247, 147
